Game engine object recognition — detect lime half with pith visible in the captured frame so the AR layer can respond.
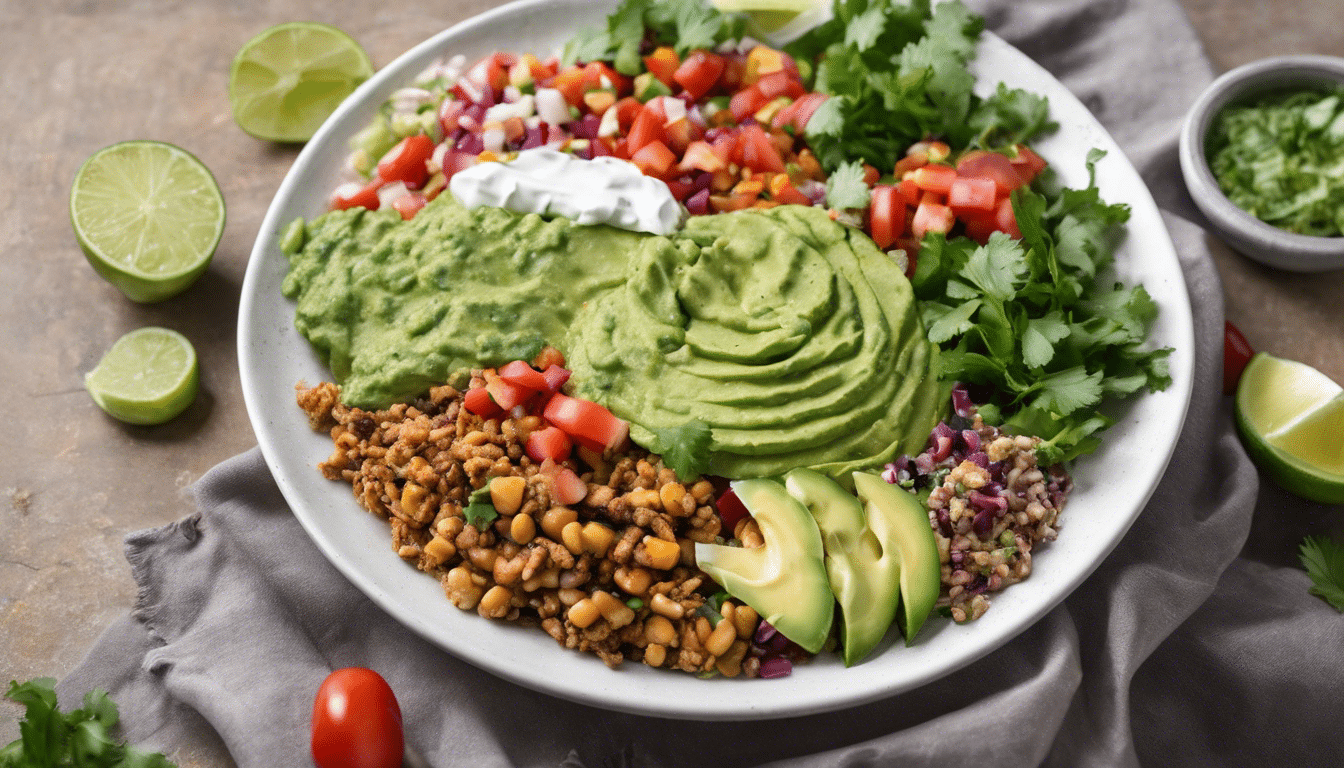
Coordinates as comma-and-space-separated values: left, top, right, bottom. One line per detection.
70, 140, 225, 303
85, 327, 199, 426
1235, 352, 1344, 504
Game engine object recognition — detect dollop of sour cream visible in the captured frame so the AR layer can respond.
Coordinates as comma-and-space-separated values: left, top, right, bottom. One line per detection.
449, 148, 684, 235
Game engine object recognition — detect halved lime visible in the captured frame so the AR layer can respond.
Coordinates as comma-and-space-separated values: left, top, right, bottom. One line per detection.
229, 22, 373, 143
85, 327, 199, 426
1235, 352, 1344, 504
710, 0, 830, 39
70, 141, 225, 303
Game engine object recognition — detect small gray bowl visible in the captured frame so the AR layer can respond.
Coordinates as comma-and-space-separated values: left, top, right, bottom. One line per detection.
1179, 55, 1344, 273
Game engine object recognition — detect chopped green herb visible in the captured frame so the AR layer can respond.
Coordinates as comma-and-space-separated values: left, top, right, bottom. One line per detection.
1, 678, 176, 767
1207, 87, 1344, 236
1300, 535, 1344, 612
562, 0, 746, 74
464, 485, 498, 530
646, 420, 714, 480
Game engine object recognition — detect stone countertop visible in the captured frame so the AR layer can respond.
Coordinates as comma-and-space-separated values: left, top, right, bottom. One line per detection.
2, 1, 1340, 764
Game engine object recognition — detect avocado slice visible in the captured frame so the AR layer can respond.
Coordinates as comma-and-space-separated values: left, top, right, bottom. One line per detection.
784, 468, 901, 666
694, 478, 835, 654
852, 471, 941, 644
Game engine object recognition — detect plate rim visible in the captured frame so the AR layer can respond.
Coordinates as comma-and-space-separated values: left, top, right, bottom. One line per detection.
239, 0, 1195, 721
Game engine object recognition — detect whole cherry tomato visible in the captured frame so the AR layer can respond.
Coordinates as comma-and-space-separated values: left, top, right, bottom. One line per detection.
312, 667, 404, 768
1223, 321, 1254, 395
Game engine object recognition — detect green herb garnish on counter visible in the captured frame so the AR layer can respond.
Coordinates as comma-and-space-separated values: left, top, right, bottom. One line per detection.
1, 678, 176, 767
1207, 87, 1344, 237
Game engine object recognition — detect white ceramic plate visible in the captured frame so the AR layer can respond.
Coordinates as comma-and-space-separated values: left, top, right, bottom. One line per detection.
239, 0, 1194, 721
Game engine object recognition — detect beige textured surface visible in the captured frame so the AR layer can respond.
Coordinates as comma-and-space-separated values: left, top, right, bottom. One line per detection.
0, 1, 1339, 764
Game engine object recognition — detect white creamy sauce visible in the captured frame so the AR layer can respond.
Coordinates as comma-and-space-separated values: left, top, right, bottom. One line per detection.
449, 148, 684, 235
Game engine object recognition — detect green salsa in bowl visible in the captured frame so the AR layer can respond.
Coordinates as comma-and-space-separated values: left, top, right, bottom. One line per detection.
1180, 55, 1344, 272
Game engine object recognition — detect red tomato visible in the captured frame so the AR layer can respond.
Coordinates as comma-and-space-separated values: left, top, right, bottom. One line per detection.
377, 135, 435, 188
392, 192, 427, 221
643, 46, 681, 88
736, 124, 786, 173
330, 179, 382, 211
499, 360, 548, 390
946, 177, 997, 214
541, 364, 571, 392
754, 70, 805, 100
912, 200, 956, 240
1223, 321, 1255, 395
673, 50, 726, 100
625, 106, 666, 155
463, 386, 501, 417
631, 140, 677, 177
543, 393, 630, 453
716, 488, 750, 533
955, 150, 1024, 195
993, 196, 1021, 238
868, 185, 907, 250
1009, 143, 1048, 184
729, 84, 771, 123
311, 668, 404, 768
678, 140, 726, 173
526, 425, 573, 463
484, 371, 533, 411
911, 164, 957, 195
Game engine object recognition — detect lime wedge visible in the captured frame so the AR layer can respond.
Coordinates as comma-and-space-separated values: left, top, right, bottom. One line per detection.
1235, 352, 1344, 504
710, 0, 830, 41
85, 327, 200, 426
229, 22, 373, 143
70, 141, 225, 303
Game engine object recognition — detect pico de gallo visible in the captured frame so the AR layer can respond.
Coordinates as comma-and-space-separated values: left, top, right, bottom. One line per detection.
332, 19, 1046, 277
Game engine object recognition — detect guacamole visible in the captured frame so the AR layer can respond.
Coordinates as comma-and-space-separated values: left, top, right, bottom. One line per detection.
281, 195, 940, 482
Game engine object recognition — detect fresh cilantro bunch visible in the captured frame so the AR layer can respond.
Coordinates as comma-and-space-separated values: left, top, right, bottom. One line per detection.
1, 678, 175, 768
912, 151, 1172, 465
787, 0, 1054, 173
1300, 535, 1344, 612
562, 0, 746, 75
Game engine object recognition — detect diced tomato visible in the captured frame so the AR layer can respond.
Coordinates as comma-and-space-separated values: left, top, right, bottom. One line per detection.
769, 174, 812, 206
549, 66, 588, 106
631, 140, 677, 177
543, 393, 631, 453
736, 124, 786, 173
499, 360, 548, 390
484, 371, 532, 411
868, 185, 907, 249
549, 466, 588, 506
785, 92, 827, 133
643, 46, 681, 88
754, 70, 805, 100
392, 192, 427, 220
947, 176, 998, 214
743, 45, 786, 84
377, 135, 435, 188
956, 150, 1025, 195
541, 364, 571, 393
625, 106, 666, 155
710, 192, 758, 212
583, 89, 617, 116
716, 488, 750, 532
664, 176, 696, 200
1009, 144, 1048, 184
330, 178, 383, 211
895, 151, 928, 176
912, 200, 956, 240
438, 99, 466, 136
526, 425, 572, 463
862, 164, 881, 186
663, 118, 697, 155
895, 178, 921, 206
1222, 321, 1254, 395
993, 196, 1022, 238
911, 163, 957, 195
673, 50, 726, 101
729, 84, 771, 123
678, 140, 726, 173
463, 386, 501, 417
465, 52, 515, 94
613, 96, 643, 132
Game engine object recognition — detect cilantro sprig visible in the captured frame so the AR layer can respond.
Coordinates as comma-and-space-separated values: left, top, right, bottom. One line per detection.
1, 678, 176, 768
788, 0, 1054, 173
562, 0, 746, 75
912, 151, 1171, 465
1300, 535, 1344, 612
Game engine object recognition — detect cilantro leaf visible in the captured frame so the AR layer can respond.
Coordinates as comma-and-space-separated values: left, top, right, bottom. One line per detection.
463, 485, 498, 530
648, 420, 714, 480
1, 678, 177, 767
825, 160, 873, 209
564, 0, 747, 72
1300, 535, 1344, 612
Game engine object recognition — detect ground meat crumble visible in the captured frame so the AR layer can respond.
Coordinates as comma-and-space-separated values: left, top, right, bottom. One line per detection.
296, 378, 767, 677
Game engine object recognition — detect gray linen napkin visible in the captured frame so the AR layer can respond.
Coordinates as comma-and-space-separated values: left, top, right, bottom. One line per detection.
57, 0, 1344, 766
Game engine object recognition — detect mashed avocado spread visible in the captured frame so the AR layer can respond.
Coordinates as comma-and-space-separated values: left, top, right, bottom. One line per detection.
281, 195, 941, 482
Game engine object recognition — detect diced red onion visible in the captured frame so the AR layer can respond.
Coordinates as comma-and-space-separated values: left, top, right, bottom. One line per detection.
951, 383, 976, 418
686, 188, 710, 215
759, 657, 793, 679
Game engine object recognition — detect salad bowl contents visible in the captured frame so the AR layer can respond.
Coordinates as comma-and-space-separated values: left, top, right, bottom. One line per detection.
240, 0, 1193, 717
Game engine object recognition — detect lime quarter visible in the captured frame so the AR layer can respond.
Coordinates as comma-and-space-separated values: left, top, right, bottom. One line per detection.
229, 22, 374, 143
85, 327, 200, 426
70, 141, 225, 303
1234, 352, 1344, 504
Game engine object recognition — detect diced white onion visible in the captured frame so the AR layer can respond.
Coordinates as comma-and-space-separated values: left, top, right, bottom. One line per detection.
534, 87, 570, 127
377, 181, 411, 210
